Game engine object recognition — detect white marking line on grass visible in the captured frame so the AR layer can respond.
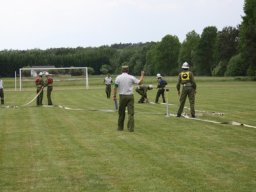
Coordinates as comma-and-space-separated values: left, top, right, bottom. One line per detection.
57, 105, 115, 112
89, 109, 116, 112
58, 105, 84, 111
149, 102, 174, 106
160, 103, 174, 106
1, 105, 19, 109
98, 109, 116, 112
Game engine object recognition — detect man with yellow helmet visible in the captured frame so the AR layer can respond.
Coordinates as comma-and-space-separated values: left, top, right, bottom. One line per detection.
176, 62, 197, 118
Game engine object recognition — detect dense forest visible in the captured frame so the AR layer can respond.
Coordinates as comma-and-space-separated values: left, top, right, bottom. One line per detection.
0, 0, 255, 78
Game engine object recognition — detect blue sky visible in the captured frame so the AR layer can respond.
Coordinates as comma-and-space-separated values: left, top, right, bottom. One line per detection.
0, 0, 244, 50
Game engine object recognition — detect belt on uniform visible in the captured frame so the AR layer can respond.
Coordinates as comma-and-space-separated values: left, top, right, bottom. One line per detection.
182, 83, 192, 87
119, 94, 133, 96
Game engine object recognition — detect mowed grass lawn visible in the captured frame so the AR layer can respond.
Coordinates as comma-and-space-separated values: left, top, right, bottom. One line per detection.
0, 78, 255, 192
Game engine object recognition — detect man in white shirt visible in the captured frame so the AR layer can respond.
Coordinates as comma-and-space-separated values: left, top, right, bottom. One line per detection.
104, 74, 113, 98
113, 65, 144, 132
0, 78, 4, 105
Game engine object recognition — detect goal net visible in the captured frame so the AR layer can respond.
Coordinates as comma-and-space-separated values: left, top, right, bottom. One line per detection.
18, 67, 89, 91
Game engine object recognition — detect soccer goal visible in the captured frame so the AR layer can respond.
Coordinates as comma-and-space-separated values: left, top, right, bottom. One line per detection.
18, 67, 89, 91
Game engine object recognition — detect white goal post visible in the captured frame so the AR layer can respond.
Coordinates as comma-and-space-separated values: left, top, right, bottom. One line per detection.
19, 67, 89, 91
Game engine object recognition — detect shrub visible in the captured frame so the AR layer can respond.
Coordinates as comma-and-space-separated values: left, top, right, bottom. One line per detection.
225, 54, 246, 76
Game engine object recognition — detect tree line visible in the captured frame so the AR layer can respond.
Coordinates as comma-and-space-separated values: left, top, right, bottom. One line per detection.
0, 0, 255, 78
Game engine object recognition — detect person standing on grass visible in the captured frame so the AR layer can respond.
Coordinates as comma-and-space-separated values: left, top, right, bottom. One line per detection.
176, 62, 197, 118
44, 72, 53, 105
113, 65, 144, 132
0, 77, 4, 105
155, 73, 167, 104
35, 72, 44, 106
104, 73, 112, 99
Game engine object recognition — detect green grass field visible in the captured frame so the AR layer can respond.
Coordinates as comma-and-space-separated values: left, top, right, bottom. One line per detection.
0, 77, 256, 192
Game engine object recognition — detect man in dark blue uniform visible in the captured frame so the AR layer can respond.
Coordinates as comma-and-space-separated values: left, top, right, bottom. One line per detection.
155, 74, 167, 104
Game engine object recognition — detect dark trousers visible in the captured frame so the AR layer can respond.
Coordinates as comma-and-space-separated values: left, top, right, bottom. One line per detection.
36, 87, 43, 106
47, 86, 53, 105
0, 88, 4, 104
177, 86, 195, 116
155, 88, 166, 103
105, 84, 111, 98
136, 89, 147, 103
118, 95, 135, 132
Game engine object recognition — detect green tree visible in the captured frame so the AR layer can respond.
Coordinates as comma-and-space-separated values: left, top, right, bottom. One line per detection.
216, 26, 239, 62
87, 67, 95, 75
179, 30, 200, 67
225, 54, 245, 76
240, 0, 256, 76
155, 35, 181, 75
194, 26, 218, 76
212, 60, 228, 76
213, 26, 239, 76
144, 43, 159, 75
100, 64, 112, 74
127, 44, 152, 75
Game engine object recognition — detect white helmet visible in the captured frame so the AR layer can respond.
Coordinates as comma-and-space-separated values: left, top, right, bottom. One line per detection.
182, 62, 189, 69
45, 71, 52, 76
148, 84, 153, 89
156, 73, 162, 78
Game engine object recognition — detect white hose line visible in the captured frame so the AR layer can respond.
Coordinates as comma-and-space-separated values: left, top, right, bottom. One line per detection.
241, 123, 256, 129
183, 106, 224, 116
172, 113, 256, 129
21, 87, 44, 107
